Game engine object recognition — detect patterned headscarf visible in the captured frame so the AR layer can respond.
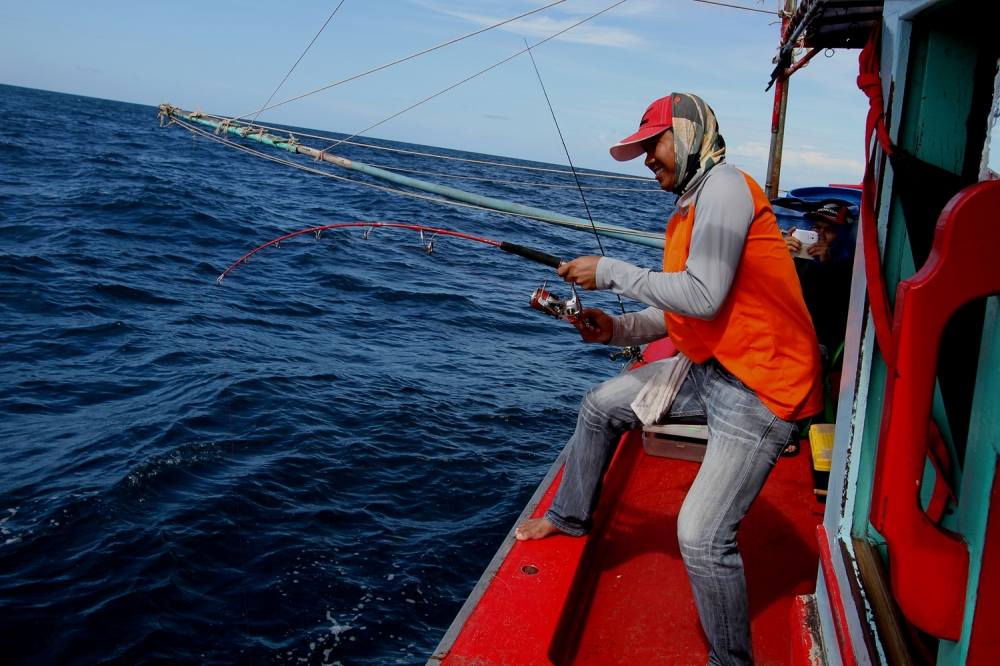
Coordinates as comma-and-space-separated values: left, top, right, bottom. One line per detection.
669, 93, 726, 195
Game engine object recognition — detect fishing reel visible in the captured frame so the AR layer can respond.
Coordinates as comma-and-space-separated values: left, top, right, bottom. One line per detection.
530, 281, 582, 323
610, 345, 644, 364
529, 281, 643, 366
531, 282, 642, 366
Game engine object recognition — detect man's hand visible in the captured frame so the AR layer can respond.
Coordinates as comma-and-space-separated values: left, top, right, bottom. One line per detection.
573, 307, 614, 344
557, 256, 601, 290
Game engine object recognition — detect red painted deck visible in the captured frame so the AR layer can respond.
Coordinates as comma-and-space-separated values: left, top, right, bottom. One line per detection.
436, 428, 824, 665
569, 436, 823, 664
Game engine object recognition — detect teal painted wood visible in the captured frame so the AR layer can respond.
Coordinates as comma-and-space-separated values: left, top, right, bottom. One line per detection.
171, 108, 665, 250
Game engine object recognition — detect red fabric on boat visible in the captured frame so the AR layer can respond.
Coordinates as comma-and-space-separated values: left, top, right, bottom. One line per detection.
856, 24, 898, 371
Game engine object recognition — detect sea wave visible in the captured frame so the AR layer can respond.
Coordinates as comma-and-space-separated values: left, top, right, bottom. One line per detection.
0, 83, 662, 664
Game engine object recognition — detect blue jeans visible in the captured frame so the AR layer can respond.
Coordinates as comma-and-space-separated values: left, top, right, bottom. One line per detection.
546, 358, 797, 666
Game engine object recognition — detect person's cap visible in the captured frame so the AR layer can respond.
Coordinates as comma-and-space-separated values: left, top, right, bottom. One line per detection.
609, 95, 674, 162
805, 201, 850, 225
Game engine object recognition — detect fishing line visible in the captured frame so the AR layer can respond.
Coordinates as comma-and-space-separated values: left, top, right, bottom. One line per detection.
524, 41, 628, 317
232, 0, 570, 121
215, 221, 565, 284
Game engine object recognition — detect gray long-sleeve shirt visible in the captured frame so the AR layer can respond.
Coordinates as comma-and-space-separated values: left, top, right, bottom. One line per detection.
597, 163, 755, 347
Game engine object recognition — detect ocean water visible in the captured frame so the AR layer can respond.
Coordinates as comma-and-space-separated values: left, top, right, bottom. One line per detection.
0, 84, 669, 664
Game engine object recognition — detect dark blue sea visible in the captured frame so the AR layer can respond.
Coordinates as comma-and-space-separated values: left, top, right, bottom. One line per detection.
0, 84, 669, 664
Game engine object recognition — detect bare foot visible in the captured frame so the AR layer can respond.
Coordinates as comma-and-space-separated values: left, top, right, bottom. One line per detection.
515, 517, 563, 541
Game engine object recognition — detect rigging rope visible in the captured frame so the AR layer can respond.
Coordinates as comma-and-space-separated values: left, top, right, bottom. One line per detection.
232, 0, 570, 120
691, 0, 777, 15
246, 1, 347, 130
183, 112, 653, 181
315, 0, 630, 157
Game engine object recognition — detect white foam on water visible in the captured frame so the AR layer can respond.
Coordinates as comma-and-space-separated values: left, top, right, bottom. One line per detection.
0, 507, 17, 538
325, 610, 352, 636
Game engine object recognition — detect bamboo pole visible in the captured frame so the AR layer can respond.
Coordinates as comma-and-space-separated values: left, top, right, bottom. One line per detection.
765, 0, 795, 199
159, 105, 664, 250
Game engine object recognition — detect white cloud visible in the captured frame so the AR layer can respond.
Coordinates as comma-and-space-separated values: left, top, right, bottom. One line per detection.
730, 141, 863, 173
412, 1, 644, 49
787, 149, 864, 173
727, 141, 864, 189
728, 141, 770, 160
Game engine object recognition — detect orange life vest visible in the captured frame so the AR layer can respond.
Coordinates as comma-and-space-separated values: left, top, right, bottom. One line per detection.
662, 171, 823, 421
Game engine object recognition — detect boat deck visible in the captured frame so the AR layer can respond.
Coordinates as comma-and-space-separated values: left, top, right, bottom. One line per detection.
563, 435, 823, 664
433, 354, 825, 665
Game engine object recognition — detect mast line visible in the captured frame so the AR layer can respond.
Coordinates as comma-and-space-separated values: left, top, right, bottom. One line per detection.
231, 0, 570, 121
314, 0, 630, 157
247, 0, 347, 130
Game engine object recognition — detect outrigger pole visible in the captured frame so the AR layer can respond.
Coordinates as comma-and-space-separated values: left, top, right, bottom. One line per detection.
158, 104, 664, 250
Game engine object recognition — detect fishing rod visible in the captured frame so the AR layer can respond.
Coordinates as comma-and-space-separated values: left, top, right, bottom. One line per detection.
216, 221, 586, 323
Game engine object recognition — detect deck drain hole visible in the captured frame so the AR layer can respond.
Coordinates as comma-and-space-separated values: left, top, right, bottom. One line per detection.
521, 564, 539, 575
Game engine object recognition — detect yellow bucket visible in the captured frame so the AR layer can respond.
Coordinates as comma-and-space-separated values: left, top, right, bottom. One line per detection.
809, 424, 835, 473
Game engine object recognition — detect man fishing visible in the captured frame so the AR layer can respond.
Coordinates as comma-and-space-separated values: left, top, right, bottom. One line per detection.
515, 92, 823, 666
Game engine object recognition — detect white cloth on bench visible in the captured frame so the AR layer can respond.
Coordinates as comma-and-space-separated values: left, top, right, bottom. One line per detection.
630, 353, 692, 426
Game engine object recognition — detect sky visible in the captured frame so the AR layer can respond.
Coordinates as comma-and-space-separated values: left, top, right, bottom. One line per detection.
0, 0, 870, 190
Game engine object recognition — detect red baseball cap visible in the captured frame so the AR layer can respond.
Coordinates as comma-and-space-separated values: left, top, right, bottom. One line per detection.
609, 95, 673, 162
